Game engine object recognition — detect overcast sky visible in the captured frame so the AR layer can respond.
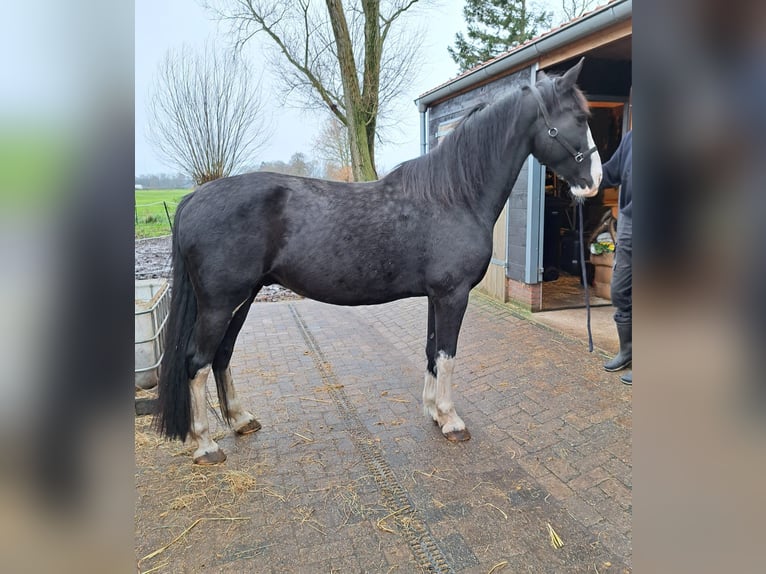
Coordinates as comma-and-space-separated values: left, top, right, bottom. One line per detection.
135, 0, 569, 177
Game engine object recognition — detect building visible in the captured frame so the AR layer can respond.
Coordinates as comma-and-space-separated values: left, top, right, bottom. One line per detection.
414, 0, 631, 311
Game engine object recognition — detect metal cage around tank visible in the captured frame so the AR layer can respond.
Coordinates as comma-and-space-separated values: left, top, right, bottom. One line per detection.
135, 279, 171, 389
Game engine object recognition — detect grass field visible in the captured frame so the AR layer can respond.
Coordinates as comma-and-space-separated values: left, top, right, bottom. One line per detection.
135, 188, 194, 238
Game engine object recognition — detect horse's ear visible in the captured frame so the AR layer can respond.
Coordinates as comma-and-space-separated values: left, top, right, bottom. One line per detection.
536, 69, 548, 82
556, 57, 585, 91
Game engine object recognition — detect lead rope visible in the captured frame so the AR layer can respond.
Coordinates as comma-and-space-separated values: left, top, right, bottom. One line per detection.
528, 83, 596, 351
578, 202, 594, 352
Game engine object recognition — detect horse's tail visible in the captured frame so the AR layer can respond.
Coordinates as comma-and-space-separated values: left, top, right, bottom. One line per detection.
155, 195, 197, 441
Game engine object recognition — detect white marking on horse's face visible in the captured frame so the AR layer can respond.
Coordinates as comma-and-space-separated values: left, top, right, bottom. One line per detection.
569, 128, 602, 198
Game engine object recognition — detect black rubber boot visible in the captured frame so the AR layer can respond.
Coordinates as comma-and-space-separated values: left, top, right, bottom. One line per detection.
604, 321, 631, 372
620, 370, 632, 385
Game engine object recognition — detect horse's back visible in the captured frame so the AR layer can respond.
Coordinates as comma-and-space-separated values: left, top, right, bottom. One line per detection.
172, 170, 492, 306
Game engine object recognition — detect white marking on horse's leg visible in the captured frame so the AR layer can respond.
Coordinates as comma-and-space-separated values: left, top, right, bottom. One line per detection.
220, 367, 261, 434
434, 352, 466, 434
231, 298, 249, 318
423, 370, 438, 421
189, 365, 224, 462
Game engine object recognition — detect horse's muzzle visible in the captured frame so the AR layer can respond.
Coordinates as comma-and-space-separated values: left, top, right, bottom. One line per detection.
569, 182, 600, 198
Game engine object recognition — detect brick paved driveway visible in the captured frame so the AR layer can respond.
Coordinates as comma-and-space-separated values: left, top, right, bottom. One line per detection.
135, 293, 631, 573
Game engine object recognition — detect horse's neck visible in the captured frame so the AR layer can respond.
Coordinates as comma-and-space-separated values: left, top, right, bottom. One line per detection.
475, 93, 536, 224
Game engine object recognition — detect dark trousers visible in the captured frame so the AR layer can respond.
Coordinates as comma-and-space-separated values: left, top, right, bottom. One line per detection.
611, 238, 632, 324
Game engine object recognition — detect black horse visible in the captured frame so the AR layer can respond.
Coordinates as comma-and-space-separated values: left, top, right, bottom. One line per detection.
156, 59, 602, 464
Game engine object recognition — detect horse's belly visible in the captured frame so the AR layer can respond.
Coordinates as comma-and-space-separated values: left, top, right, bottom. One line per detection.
269, 260, 423, 306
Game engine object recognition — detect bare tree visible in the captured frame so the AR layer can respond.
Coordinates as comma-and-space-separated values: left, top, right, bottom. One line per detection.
560, 0, 598, 20
258, 152, 321, 177
147, 43, 270, 185
313, 116, 353, 181
205, 0, 427, 182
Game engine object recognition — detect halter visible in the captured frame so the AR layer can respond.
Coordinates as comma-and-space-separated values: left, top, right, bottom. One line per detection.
529, 85, 597, 163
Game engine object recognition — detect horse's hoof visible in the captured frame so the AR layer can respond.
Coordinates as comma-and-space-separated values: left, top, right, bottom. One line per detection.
443, 428, 471, 442
235, 419, 262, 435
193, 449, 227, 465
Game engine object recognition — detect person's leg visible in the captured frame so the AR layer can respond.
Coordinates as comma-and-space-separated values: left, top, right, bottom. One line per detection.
605, 241, 632, 372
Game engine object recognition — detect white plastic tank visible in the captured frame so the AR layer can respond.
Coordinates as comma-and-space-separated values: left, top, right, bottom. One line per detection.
135, 279, 170, 390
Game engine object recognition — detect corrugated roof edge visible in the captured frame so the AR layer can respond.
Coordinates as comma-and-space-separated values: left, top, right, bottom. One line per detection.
415, 0, 631, 111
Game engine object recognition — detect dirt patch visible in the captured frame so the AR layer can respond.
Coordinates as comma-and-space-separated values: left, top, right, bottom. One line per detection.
135, 235, 302, 303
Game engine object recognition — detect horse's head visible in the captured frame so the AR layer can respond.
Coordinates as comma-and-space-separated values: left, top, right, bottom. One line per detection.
529, 58, 602, 199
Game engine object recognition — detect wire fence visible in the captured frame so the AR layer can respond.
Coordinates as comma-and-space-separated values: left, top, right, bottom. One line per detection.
135, 200, 179, 238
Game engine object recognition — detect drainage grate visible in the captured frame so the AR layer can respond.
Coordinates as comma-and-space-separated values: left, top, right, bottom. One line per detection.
288, 304, 454, 574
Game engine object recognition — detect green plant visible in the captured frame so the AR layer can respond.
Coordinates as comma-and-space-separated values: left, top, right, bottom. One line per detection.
590, 241, 615, 255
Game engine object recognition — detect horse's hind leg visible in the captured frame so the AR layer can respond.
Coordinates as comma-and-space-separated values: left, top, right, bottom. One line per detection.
215, 368, 262, 434
188, 307, 235, 465
189, 365, 224, 464
431, 291, 471, 442
212, 294, 261, 436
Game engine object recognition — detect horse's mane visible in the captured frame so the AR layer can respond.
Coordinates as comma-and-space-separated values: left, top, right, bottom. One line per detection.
394, 73, 589, 205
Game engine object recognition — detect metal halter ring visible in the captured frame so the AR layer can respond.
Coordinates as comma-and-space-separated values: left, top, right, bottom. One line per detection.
574, 152, 584, 163
548, 127, 558, 137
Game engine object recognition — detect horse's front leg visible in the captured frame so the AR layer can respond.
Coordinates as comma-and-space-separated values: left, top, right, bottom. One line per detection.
423, 298, 439, 421
428, 292, 471, 442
